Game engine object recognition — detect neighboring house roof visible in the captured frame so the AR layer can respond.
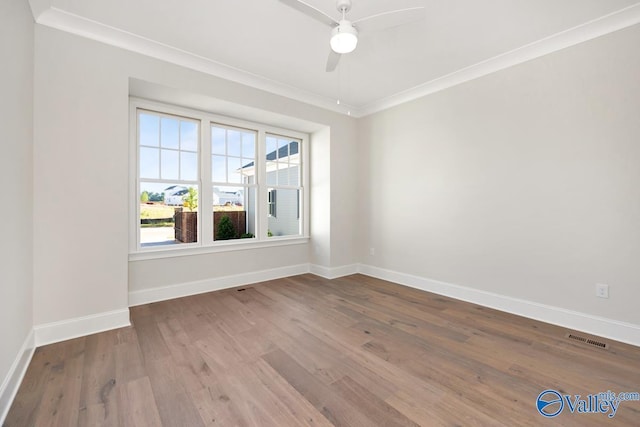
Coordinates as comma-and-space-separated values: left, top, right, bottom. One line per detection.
269, 141, 299, 161
242, 141, 298, 169
163, 185, 187, 193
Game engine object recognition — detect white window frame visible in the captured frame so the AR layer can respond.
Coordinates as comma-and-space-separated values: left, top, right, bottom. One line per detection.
129, 98, 309, 260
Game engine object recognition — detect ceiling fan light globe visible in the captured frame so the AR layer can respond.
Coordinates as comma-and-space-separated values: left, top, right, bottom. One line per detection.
330, 24, 358, 54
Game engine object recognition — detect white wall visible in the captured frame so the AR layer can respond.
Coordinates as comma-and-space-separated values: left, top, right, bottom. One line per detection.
309, 126, 332, 268
33, 25, 358, 321
358, 24, 640, 327
330, 119, 359, 268
33, 27, 130, 326
0, 0, 34, 418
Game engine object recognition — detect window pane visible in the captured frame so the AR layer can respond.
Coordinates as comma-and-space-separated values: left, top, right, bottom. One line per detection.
212, 127, 226, 155
242, 132, 255, 159
139, 182, 198, 247
140, 147, 159, 179
161, 117, 179, 149
277, 138, 289, 159
278, 163, 292, 186
267, 188, 300, 237
180, 121, 198, 152
287, 164, 300, 186
213, 186, 255, 240
212, 155, 226, 182
180, 152, 198, 181
139, 114, 159, 147
289, 140, 300, 163
282, 163, 292, 186
241, 158, 253, 174
161, 149, 179, 180
228, 157, 242, 184
266, 161, 278, 185
228, 130, 241, 157
266, 136, 278, 159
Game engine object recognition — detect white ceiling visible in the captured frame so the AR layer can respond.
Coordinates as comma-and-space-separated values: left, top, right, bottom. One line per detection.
29, 0, 640, 116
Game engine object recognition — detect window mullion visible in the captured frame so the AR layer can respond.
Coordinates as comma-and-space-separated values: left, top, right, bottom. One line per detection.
302, 135, 309, 237
200, 121, 213, 245
257, 130, 268, 239
130, 104, 139, 252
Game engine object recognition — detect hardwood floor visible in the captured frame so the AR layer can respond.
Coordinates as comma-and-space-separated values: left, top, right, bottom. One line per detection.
5, 274, 640, 426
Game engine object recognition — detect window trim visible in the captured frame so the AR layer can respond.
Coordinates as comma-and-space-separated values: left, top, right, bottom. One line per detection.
129, 97, 309, 257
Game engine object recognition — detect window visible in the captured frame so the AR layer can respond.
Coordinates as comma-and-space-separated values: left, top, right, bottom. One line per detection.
131, 99, 308, 254
268, 189, 277, 218
265, 134, 301, 237
138, 111, 199, 247
211, 124, 257, 241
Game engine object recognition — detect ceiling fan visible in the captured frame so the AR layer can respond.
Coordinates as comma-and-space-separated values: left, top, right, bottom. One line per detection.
280, 0, 425, 72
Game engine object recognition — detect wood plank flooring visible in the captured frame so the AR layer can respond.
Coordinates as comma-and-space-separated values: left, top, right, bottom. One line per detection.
5, 274, 640, 426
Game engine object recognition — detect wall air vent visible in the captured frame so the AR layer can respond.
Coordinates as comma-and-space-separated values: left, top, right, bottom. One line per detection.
565, 333, 609, 349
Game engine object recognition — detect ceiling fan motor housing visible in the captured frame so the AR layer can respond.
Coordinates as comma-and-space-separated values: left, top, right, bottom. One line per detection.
331, 20, 358, 53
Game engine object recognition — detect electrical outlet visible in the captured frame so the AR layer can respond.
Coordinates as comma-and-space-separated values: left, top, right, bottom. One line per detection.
369, 247, 375, 256
596, 283, 609, 299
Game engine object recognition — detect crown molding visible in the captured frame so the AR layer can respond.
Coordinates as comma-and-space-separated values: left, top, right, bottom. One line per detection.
357, 3, 640, 117
27, 0, 51, 21
30, 2, 640, 118
31, 5, 356, 116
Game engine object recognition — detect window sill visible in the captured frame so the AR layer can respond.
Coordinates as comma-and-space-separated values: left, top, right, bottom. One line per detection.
128, 236, 309, 261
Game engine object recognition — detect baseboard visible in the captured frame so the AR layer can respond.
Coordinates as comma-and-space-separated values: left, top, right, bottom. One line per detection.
309, 263, 359, 280
0, 330, 35, 425
129, 263, 311, 306
358, 264, 640, 348
34, 309, 131, 347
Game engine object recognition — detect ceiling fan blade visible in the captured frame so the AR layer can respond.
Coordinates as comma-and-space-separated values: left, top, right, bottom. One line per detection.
352, 7, 425, 33
279, 0, 338, 27
326, 50, 341, 72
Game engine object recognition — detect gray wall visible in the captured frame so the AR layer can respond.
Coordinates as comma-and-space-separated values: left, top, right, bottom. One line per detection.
358, 24, 640, 325
0, 0, 34, 415
33, 25, 358, 318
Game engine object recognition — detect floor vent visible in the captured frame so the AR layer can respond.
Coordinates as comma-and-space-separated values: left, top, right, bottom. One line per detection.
565, 333, 608, 349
